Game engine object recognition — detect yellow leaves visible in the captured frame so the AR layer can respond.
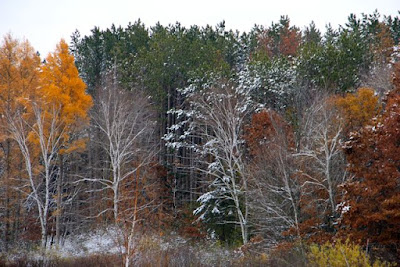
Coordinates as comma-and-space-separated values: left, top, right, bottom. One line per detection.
32, 39, 93, 153
0, 34, 93, 192
308, 239, 396, 267
335, 88, 381, 133
60, 138, 88, 154
0, 34, 40, 116
40, 39, 93, 130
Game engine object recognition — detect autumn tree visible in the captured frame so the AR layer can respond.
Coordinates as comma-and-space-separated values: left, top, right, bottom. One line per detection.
294, 94, 347, 242
256, 16, 301, 59
89, 71, 156, 223
340, 63, 400, 260
40, 39, 93, 129
7, 39, 92, 249
371, 22, 395, 63
42, 39, 92, 246
308, 239, 392, 266
335, 87, 381, 134
0, 34, 40, 250
244, 110, 301, 244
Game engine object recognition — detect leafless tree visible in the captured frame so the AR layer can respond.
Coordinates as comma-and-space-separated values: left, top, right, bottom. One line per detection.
88, 80, 156, 223
171, 80, 254, 245
247, 111, 301, 245
7, 103, 65, 249
360, 61, 393, 97
294, 94, 347, 222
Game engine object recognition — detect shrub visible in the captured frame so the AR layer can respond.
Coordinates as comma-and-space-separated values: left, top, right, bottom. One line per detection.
308, 239, 396, 267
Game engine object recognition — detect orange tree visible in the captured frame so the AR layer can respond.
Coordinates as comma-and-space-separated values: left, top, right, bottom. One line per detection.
334, 87, 381, 135
340, 63, 400, 260
7, 39, 92, 249
255, 16, 301, 59
40, 39, 92, 139
0, 34, 40, 250
40, 39, 93, 246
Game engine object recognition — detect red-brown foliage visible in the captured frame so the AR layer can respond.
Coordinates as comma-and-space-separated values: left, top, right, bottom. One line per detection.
340, 63, 400, 260
245, 109, 294, 157
256, 20, 301, 58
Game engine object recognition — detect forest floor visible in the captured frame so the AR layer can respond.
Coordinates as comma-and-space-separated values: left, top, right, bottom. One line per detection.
1, 228, 266, 266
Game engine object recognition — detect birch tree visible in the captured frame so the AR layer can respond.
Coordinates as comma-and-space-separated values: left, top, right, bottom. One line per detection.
294, 94, 347, 237
90, 79, 156, 222
40, 39, 92, 247
245, 110, 301, 244
87, 77, 157, 265
5, 39, 92, 249
167, 79, 254, 244
7, 103, 66, 249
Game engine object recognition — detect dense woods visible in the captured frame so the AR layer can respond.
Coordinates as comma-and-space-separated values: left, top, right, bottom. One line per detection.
1, 10, 400, 266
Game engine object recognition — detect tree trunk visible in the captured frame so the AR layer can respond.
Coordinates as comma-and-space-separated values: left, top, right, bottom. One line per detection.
41, 221, 47, 249
4, 140, 11, 252
56, 154, 63, 246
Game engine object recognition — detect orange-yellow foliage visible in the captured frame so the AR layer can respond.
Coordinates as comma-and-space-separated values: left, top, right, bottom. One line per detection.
0, 34, 41, 175
0, 34, 41, 243
335, 87, 380, 133
308, 239, 396, 267
40, 39, 92, 125
0, 34, 40, 120
38, 39, 93, 151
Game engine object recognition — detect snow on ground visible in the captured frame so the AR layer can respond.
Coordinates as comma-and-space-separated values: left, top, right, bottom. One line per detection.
60, 229, 234, 265
60, 226, 122, 257
2, 228, 236, 265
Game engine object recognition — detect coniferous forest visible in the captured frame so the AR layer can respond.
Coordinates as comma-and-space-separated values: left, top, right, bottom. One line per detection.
1, 10, 400, 266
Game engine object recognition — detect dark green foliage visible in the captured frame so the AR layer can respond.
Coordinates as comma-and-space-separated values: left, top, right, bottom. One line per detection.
385, 12, 400, 44
303, 21, 322, 45
71, 21, 236, 107
70, 27, 106, 94
210, 216, 243, 246
248, 56, 297, 109
297, 27, 371, 92
196, 195, 244, 246
70, 21, 150, 95
129, 22, 232, 109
